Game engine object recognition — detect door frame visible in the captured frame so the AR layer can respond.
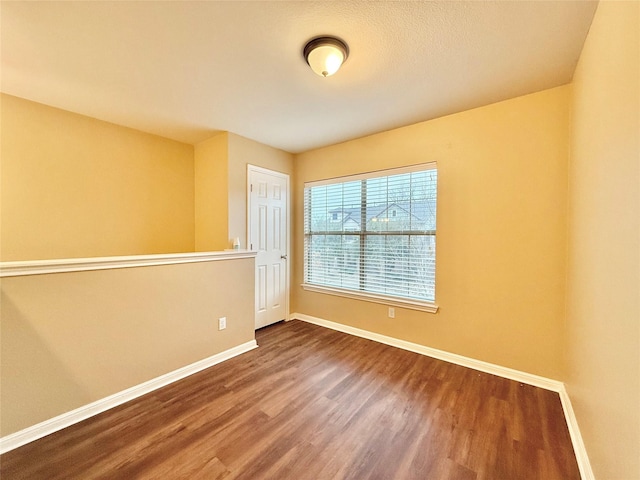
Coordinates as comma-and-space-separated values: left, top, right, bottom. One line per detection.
246, 164, 291, 327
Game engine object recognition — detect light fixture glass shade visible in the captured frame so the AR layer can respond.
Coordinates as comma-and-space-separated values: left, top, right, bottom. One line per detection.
304, 37, 349, 77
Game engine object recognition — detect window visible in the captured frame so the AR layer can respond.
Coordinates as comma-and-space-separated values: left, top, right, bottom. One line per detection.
303, 163, 437, 312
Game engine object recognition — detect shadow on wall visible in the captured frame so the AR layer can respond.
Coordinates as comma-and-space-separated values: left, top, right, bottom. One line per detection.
1, 291, 92, 435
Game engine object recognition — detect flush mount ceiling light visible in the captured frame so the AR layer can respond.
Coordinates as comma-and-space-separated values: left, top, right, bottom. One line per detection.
303, 36, 349, 77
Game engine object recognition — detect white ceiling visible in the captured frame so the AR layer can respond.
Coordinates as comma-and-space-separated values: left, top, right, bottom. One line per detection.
1, 1, 598, 154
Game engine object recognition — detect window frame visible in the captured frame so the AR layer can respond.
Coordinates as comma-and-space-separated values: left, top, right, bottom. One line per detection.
302, 162, 439, 313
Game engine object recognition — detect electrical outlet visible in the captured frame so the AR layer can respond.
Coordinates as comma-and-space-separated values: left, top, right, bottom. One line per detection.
388, 307, 395, 318
218, 317, 227, 330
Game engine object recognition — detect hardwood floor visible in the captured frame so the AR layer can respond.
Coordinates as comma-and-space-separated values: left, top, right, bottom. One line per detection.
0, 320, 580, 479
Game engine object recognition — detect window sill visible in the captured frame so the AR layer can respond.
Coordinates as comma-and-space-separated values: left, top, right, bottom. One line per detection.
301, 283, 439, 313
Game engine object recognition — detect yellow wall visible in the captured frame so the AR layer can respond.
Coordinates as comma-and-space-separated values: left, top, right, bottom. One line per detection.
0, 92, 294, 438
0, 95, 293, 259
195, 132, 229, 251
0, 98, 279, 438
292, 86, 570, 380
193, 132, 293, 250
3, 10, 638, 473
227, 133, 294, 249
0, 95, 195, 261
566, 2, 640, 478
1, 258, 256, 436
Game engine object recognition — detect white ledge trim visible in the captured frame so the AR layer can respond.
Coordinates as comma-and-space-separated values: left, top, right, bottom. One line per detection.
301, 283, 439, 313
0, 250, 257, 277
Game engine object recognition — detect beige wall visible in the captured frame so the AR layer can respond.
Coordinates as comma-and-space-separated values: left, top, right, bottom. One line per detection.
195, 132, 229, 251
0, 258, 255, 436
0, 94, 195, 261
292, 86, 570, 380
566, 2, 640, 478
228, 133, 294, 249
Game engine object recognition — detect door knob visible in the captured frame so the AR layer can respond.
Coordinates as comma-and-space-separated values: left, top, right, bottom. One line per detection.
281, 255, 287, 260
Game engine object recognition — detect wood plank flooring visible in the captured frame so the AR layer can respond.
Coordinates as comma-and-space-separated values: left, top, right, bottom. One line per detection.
0, 320, 580, 479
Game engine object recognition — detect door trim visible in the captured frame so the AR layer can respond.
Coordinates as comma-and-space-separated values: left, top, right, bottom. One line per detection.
247, 165, 290, 328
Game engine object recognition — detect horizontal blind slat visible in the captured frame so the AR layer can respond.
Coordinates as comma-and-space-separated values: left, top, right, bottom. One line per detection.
304, 167, 437, 303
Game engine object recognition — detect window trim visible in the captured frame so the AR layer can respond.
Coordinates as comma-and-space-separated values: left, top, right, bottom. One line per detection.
303, 162, 438, 311
305, 162, 436, 188
301, 283, 438, 313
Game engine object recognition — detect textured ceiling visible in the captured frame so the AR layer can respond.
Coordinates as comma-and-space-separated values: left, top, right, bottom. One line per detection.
1, 1, 598, 153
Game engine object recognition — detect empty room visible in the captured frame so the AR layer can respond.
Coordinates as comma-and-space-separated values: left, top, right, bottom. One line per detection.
0, 1, 638, 479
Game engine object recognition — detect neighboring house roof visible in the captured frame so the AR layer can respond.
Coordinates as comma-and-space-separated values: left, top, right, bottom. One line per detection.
329, 200, 436, 229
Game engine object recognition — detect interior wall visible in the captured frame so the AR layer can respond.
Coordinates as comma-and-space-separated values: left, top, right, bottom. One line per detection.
566, 1, 640, 478
292, 86, 570, 380
195, 132, 229, 251
0, 258, 256, 436
0, 94, 195, 261
227, 133, 294, 249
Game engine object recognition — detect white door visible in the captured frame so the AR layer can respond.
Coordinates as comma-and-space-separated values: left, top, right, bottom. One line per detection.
248, 166, 289, 329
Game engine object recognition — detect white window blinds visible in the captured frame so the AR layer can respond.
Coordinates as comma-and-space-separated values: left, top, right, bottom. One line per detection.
304, 163, 437, 304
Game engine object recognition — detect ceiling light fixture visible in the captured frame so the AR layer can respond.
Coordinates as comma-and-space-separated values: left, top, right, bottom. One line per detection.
303, 36, 349, 77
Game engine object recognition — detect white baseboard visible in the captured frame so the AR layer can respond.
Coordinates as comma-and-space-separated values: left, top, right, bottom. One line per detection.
291, 312, 562, 390
0, 340, 258, 454
290, 312, 595, 480
558, 386, 596, 480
